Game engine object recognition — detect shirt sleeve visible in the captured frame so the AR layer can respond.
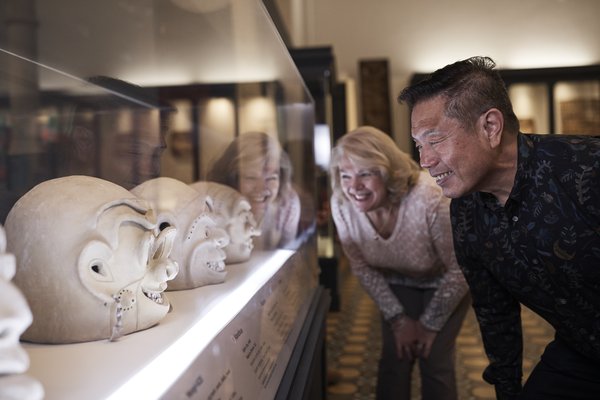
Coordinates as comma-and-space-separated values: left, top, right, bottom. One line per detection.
451, 200, 524, 399
331, 198, 404, 321
419, 195, 469, 331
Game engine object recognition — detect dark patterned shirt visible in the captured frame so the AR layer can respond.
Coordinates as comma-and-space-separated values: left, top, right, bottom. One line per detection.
450, 133, 600, 399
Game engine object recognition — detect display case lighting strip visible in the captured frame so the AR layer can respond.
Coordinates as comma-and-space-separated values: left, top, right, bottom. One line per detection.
106, 249, 295, 400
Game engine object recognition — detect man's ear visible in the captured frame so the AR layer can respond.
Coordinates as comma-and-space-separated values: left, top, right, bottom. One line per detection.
480, 108, 504, 148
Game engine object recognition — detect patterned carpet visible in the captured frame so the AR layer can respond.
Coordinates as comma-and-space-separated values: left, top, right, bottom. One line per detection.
325, 256, 555, 400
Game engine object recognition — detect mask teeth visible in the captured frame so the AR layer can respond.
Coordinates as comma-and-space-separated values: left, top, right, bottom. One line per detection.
144, 290, 164, 305
207, 260, 223, 272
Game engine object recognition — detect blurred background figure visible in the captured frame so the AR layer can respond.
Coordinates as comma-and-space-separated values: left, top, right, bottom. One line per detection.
84, 76, 177, 190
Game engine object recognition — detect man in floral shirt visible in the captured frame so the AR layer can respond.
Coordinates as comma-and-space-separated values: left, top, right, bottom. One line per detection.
399, 56, 600, 400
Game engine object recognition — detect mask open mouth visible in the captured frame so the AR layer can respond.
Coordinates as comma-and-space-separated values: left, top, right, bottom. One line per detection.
206, 259, 225, 273
143, 289, 165, 305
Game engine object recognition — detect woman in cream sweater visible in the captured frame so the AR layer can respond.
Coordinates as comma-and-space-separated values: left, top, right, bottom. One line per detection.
330, 126, 470, 400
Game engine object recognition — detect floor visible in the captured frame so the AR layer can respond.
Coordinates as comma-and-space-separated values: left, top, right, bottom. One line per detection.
324, 256, 555, 400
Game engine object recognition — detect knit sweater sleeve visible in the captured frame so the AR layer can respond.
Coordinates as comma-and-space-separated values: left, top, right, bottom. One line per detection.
419, 192, 470, 331
331, 197, 404, 321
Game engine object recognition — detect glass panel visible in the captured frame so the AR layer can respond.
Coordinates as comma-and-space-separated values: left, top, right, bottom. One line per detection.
1, 3, 319, 399
554, 80, 600, 135
508, 83, 550, 134
0, 0, 315, 250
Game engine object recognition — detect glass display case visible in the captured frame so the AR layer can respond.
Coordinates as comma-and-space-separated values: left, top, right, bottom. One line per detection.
0, 1, 325, 399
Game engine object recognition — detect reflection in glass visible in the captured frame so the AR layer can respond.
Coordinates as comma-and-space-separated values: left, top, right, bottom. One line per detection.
160, 100, 194, 183
206, 132, 301, 250
1, 0, 316, 397
197, 97, 236, 177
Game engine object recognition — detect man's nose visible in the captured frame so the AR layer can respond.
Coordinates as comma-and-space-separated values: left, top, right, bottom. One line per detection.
418, 146, 436, 169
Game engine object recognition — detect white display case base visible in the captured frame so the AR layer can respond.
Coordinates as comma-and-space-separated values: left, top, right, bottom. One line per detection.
24, 248, 320, 400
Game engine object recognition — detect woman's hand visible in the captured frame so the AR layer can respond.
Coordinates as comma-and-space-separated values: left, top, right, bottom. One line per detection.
414, 321, 437, 359
390, 316, 419, 361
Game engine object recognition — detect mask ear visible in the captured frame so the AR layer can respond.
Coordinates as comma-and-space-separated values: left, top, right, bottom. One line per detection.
480, 108, 504, 148
152, 225, 176, 262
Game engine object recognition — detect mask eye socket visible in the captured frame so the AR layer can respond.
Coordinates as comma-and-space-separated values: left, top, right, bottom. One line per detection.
79, 241, 114, 283
90, 261, 110, 280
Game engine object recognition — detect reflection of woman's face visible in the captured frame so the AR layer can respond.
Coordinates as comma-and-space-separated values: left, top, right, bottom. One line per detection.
224, 202, 259, 263
239, 162, 280, 222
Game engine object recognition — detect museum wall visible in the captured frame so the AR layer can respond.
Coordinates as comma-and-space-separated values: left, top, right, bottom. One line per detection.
276, 0, 600, 152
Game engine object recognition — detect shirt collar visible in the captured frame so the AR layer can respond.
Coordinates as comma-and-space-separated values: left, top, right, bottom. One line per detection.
505, 133, 533, 205
476, 133, 530, 211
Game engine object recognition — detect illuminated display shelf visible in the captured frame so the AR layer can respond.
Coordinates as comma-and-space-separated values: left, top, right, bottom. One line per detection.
23, 248, 326, 400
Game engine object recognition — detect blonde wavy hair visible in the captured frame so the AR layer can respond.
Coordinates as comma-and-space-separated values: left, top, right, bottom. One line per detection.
330, 126, 421, 206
